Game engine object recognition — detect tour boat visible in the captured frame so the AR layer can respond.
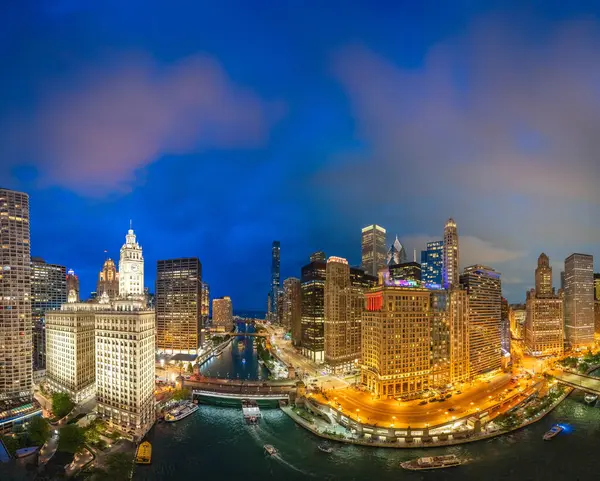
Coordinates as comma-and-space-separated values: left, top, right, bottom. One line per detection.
242, 399, 261, 425
400, 454, 464, 470
164, 401, 199, 422
317, 444, 334, 453
543, 425, 564, 441
135, 441, 152, 465
264, 444, 278, 456
14, 447, 39, 458
584, 394, 598, 404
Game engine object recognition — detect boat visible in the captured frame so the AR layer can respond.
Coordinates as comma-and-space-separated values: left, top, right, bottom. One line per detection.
164, 401, 199, 422
400, 454, 464, 470
264, 444, 278, 456
317, 444, 334, 453
584, 394, 598, 404
543, 424, 564, 441
242, 399, 261, 424
135, 441, 152, 464
14, 447, 39, 458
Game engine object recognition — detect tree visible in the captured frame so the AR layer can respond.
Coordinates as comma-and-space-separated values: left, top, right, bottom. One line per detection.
52, 392, 75, 419
187, 363, 194, 374
172, 388, 191, 401
578, 362, 590, 374
58, 424, 85, 453
105, 452, 132, 481
27, 416, 50, 446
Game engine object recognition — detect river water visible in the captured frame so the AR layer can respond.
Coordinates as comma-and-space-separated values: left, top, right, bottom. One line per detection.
199, 334, 269, 381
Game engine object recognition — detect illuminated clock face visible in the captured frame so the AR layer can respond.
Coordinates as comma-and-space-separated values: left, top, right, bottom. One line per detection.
131, 264, 138, 272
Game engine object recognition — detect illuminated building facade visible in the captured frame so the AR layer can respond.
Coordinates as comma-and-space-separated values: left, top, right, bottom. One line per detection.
324, 257, 364, 373
594, 274, 600, 335
509, 304, 526, 339
0, 188, 32, 403
460, 265, 502, 377
448, 288, 470, 383
429, 290, 450, 388
119, 227, 144, 297
201, 282, 210, 324
301, 257, 326, 362
386, 235, 407, 266
525, 253, 564, 357
268, 241, 281, 323
594, 273, 600, 301
66, 268, 80, 303
156, 258, 202, 354
97, 259, 119, 299
389, 262, 422, 283
443, 218, 459, 289
282, 278, 301, 345
95, 299, 155, 440
212, 296, 233, 331
31, 258, 66, 370
362, 286, 431, 398
46, 307, 95, 402
501, 298, 510, 355
361, 224, 387, 277
421, 240, 444, 287
564, 253, 594, 348
310, 251, 326, 262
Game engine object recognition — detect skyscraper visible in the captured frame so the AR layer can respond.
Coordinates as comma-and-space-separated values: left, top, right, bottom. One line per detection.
301, 256, 327, 362
361, 224, 387, 277
310, 251, 326, 262
564, 253, 594, 348
430, 290, 450, 388
156, 258, 202, 354
460, 265, 502, 377
267, 241, 281, 323
421, 240, 444, 287
97, 258, 119, 299
213, 296, 233, 331
388, 262, 422, 282
119, 226, 144, 297
31, 258, 67, 369
386, 235, 407, 266
282, 278, 301, 345
362, 285, 431, 398
448, 288, 470, 384
535, 253, 553, 297
324, 257, 363, 373
201, 281, 210, 324
46, 306, 96, 402
66, 268, 80, 302
443, 219, 459, 289
594, 273, 600, 301
594, 274, 600, 335
0, 188, 33, 403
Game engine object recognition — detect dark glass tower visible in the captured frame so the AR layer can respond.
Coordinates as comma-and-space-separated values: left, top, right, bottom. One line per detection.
269, 241, 281, 322
301, 257, 326, 362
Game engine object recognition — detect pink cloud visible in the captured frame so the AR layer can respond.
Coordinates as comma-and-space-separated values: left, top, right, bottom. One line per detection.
14, 53, 282, 195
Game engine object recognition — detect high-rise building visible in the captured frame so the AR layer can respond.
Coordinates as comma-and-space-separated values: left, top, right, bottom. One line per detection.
310, 251, 326, 263
386, 235, 407, 266
594, 273, 600, 301
46, 307, 96, 402
460, 265, 502, 377
448, 288, 470, 384
66, 268, 80, 303
362, 285, 431, 398
430, 290, 450, 388
525, 253, 564, 357
201, 282, 210, 324
595, 273, 600, 335
564, 253, 594, 348
283, 278, 302, 345
213, 296, 233, 331
301, 257, 327, 362
156, 258, 202, 355
0, 188, 33, 403
501, 298, 511, 355
324, 257, 363, 373
268, 241, 281, 323
443, 219, 459, 289
119, 226, 144, 297
389, 262, 422, 283
97, 259, 119, 299
361, 224, 387, 277
509, 304, 527, 339
421, 240, 444, 287
95, 298, 155, 440
31, 258, 66, 369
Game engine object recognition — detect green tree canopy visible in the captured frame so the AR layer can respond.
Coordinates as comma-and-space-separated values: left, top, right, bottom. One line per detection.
58, 424, 85, 453
172, 388, 191, 401
27, 416, 50, 446
187, 363, 194, 374
52, 392, 75, 419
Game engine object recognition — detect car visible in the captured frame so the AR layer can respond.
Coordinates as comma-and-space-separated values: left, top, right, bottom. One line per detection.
429, 398, 437, 403
448, 407, 456, 412
419, 400, 428, 406
455, 390, 462, 395
445, 393, 452, 398
438, 398, 446, 402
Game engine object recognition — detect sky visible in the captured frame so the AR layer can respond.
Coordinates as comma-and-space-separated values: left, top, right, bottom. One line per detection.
1, 0, 599, 309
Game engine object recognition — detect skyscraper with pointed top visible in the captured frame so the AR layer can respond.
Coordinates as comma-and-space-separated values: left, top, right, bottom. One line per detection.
119, 224, 144, 298
443, 218, 459, 289
386, 235, 407, 266
268, 241, 281, 322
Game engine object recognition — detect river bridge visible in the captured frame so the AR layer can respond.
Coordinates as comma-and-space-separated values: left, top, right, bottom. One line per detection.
550, 369, 600, 395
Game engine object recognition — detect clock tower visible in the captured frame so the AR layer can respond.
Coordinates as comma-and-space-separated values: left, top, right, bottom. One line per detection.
118, 223, 144, 298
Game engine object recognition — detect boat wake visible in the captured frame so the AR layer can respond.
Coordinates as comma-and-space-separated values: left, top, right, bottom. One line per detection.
271, 453, 314, 475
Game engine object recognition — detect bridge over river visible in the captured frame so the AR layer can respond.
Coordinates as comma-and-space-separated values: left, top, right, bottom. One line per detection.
549, 369, 600, 395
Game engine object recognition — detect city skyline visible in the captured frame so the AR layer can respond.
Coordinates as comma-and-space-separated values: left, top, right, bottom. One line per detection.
1, 2, 599, 309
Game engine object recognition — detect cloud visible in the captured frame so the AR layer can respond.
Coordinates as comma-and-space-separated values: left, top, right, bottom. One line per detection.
3, 53, 282, 195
